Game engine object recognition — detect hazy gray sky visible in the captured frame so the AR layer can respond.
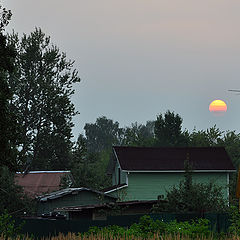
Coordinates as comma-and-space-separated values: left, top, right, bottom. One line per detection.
5, 0, 240, 139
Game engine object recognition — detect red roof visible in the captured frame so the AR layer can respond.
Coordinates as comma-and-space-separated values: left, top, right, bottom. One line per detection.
113, 146, 235, 172
15, 171, 70, 198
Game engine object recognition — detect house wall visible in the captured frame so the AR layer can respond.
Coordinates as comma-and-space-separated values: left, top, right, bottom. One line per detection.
37, 191, 116, 215
112, 163, 127, 185
115, 172, 228, 201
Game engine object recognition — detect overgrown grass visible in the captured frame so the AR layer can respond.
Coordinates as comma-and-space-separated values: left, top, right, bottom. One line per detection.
1, 212, 240, 240
1, 233, 240, 240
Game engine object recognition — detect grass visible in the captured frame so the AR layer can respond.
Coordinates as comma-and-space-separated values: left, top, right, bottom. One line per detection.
2, 233, 240, 240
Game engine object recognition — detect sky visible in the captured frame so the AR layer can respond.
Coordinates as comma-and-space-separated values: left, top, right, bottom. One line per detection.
4, 0, 240, 139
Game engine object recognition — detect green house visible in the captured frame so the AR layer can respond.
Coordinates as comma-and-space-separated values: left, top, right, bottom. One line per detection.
103, 146, 235, 202
37, 187, 117, 216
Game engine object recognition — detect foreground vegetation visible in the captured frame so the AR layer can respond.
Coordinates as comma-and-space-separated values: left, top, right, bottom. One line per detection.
2, 233, 240, 240
1, 212, 240, 240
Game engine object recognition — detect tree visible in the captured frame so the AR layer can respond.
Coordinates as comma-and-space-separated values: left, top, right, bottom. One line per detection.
219, 131, 240, 168
122, 121, 155, 147
0, 5, 34, 217
154, 110, 189, 147
0, 5, 12, 32
218, 131, 240, 205
0, 166, 33, 216
165, 159, 227, 214
189, 125, 222, 147
84, 116, 123, 153
70, 134, 111, 189
0, 5, 19, 171
6, 28, 80, 170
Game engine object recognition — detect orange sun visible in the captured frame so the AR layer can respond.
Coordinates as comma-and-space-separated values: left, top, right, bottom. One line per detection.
209, 99, 227, 114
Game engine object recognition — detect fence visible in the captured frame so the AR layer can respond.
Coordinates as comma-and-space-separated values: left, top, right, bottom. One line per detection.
15, 213, 231, 238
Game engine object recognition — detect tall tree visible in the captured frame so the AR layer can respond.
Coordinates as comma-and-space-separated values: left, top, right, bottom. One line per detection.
6, 28, 80, 170
189, 125, 222, 147
154, 110, 189, 147
122, 121, 155, 147
0, 4, 34, 216
69, 134, 111, 189
0, 166, 33, 216
0, 5, 19, 171
0, 5, 12, 31
84, 116, 123, 153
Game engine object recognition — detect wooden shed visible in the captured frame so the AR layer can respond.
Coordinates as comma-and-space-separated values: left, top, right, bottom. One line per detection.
37, 187, 117, 216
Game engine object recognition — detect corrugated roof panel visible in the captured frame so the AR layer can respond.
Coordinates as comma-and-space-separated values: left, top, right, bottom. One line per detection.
15, 171, 70, 198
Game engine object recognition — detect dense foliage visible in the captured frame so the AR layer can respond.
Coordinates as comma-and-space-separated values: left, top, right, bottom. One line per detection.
3, 213, 240, 239
0, 6, 18, 171
6, 28, 80, 171
163, 159, 227, 214
154, 110, 189, 147
0, 166, 33, 216
0, 211, 24, 238
0, 4, 34, 217
87, 215, 211, 239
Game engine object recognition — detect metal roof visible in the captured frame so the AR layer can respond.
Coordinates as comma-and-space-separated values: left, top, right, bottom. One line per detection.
55, 200, 164, 212
38, 187, 117, 202
15, 171, 71, 198
113, 146, 235, 172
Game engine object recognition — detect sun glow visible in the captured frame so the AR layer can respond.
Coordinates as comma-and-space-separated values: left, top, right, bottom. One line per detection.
209, 99, 227, 113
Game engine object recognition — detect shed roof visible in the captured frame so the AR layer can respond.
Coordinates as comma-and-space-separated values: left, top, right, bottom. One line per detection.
15, 171, 71, 198
38, 187, 117, 202
56, 200, 163, 212
113, 146, 235, 172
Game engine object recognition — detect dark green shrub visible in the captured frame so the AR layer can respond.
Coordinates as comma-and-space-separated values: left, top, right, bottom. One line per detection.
0, 210, 24, 238
88, 224, 126, 238
228, 205, 240, 235
165, 218, 211, 237
87, 215, 211, 239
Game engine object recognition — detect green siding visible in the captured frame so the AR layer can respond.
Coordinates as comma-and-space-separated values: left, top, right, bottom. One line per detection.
37, 191, 115, 215
112, 163, 127, 185
111, 171, 229, 201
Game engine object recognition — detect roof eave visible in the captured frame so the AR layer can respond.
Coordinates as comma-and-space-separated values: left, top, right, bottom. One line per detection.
104, 184, 128, 194
113, 147, 123, 171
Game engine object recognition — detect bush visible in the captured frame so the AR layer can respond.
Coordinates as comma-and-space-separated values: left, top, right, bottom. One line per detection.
86, 215, 211, 239
0, 210, 24, 238
164, 159, 227, 214
228, 205, 240, 235
127, 215, 165, 238
164, 218, 211, 237
88, 225, 126, 238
